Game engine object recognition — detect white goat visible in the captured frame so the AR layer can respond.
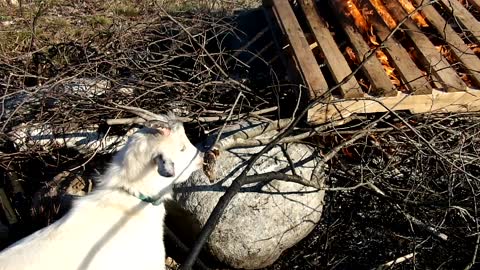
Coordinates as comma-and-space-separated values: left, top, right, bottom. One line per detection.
0, 117, 203, 270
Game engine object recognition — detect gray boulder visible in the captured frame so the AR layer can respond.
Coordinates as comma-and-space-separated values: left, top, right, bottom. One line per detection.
173, 121, 326, 269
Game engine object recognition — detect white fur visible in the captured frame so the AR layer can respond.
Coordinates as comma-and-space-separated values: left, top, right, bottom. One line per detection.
0, 119, 202, 270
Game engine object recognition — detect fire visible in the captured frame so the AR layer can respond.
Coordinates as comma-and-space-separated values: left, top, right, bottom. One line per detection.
369, 25, 379, 45
376, 50, 400, 86
369, 0, 397, 29
342, 0, 400, 87
343, 0, 381, 45
345, 0, 369, 32
398, 0, 429, 27
468, 44, 480, 56
346, 46, 358, 63
436, 45, 455, 63
460, 73, 473, 87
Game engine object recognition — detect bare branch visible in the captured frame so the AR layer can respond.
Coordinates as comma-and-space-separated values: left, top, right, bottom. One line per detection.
106, 106, 279, 125
376, 253, 415, 270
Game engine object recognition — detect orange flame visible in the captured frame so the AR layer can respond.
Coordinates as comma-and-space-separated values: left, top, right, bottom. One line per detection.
346, 46, 358, 63
369, 25, 379, 45
398, 0, 429, 27
468, 44, 480, 56
345, 0, 382, 46
376, 50, 400, 86
370, 0, 397, 29
436, 45, 455, 63
345, 0, 369, 32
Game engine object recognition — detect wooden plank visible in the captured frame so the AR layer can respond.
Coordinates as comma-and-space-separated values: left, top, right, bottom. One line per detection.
308, 88, 480, 124
299, 0, 363, 98
262, 7, 300, 84
439, 0, 480, 44
268, 6, 312, 90
412, 0, 480, 87
328, 0, 396, 96
271, 0, 329, 98
358, 0, 433, 94
383, 0, 467, 92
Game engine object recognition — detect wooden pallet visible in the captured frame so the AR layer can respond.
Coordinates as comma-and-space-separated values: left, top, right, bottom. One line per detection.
263, 0, 480, 124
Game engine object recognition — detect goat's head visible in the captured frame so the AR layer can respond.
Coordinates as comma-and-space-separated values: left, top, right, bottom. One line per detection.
109, 115, 203, 197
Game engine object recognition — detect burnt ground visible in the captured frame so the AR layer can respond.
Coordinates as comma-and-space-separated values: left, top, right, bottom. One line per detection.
1, 2, 480, 270
266, 112, 480, 269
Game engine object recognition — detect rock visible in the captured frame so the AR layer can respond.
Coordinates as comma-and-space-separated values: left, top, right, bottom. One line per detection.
173, 121, 326, 269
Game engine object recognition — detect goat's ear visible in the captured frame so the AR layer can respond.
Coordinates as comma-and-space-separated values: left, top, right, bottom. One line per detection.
155, 155, 175, 177
145, 120, 171, 136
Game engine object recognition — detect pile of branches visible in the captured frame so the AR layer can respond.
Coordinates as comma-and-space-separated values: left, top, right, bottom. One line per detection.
0, 6, 283, 243
0, 8, 281, 159
268, 112, 480, 269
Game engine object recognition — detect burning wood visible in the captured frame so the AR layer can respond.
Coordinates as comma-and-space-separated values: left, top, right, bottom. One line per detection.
345, 0, 369, 31
435, 45, 456, 63
376, 50, 401, 86
436, 44, 475, 87
398, 0, 429, 27
368, 25, 380, 45
346, 46, 358, 63
343, 0, 402, 88
369, 0, 397, 29
460, 73, 474, 87
468, 44, 480, 56
344, 0, 380, 46
267, 0, 480, 127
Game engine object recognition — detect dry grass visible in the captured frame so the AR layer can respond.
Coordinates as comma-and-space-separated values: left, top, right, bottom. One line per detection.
0, 0, 261, 57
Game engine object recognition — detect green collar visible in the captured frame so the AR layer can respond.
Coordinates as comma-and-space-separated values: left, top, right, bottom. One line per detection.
121, 188, 163, 206
137, 193, 162, 206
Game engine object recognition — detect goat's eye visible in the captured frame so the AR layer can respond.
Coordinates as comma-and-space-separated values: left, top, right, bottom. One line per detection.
181, 145, 186, 152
